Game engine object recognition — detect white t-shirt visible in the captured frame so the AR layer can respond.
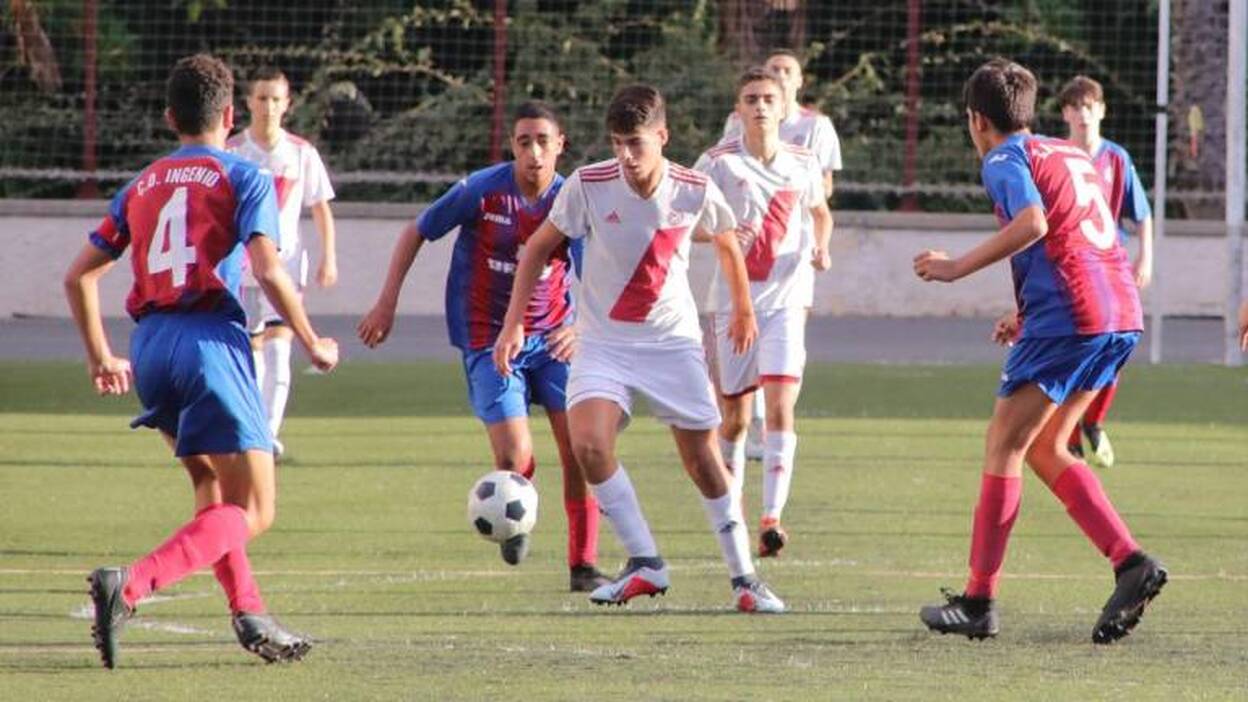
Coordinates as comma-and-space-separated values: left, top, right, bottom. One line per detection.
695, 139, 824, 312
226, 129, 334, 269
723, 106, 843, 173
548, 158, 736, 348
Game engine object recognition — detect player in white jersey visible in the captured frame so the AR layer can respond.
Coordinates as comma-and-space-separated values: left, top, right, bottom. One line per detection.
696, 67, 833, 558
494, 85, 786, 613
227, 67, 337, 457
722, 49, 841, 461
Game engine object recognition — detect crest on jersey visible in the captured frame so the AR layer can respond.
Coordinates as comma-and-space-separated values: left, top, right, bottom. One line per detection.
605, 210, 621, 224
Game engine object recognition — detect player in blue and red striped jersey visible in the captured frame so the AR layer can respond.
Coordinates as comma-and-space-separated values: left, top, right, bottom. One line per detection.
356, 102, 607, 592
1053, 75, 1155, 468
912, 59, 1165, 644
64, 54, 339, 668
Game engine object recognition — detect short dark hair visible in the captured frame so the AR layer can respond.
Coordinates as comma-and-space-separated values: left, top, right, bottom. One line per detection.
166, 54, 235, 135
765, 48, 801, 63
738, 66, 784, 95
513, 100, 562, 133
605, 84, 665, 134
1058, 75, 1104, 108
963, 59, 1036, 133
248, 65, 289, 93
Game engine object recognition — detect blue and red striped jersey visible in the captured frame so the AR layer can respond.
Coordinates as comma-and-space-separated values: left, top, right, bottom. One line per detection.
418, 162, 577, 351
982, 134, 1143, 338
90, 145, 278, 323
1091, 138, 1152, 241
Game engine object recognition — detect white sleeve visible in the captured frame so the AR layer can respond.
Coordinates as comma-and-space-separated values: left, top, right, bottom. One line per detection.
815, 116, 843, 173
722, 113, 742, 140
547, 172, 589, 239
697, 179, 737, 236
803, 156, 825, 207
692, 150, 713, 174
302, 146, 335, 205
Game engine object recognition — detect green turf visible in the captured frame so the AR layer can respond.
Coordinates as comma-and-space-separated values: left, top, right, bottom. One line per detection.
1, 362, 1245, 700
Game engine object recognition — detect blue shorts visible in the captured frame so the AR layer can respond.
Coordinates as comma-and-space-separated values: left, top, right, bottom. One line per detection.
461, 335, 569, 424
998, 331, 1141, 405
129, 312, 272, 457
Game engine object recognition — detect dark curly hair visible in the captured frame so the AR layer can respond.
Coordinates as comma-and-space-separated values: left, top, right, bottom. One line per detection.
963, 59, 1037, 134
166, 54, 234, 135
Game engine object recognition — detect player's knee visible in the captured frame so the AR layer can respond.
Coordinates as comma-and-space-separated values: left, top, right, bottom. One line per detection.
244, 503, 276, 537
570, 438, 611, 474
720, 413, 748, 440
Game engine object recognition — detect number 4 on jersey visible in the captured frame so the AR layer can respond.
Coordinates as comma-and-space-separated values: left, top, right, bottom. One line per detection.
147, 186, 196, 287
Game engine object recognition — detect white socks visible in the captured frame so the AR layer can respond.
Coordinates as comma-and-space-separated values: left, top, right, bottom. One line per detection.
590, 466, 659, 558
701, 492, 754, 579
719, 437, 746, 500
762, 431, 797, 521
261, 336, 293, 440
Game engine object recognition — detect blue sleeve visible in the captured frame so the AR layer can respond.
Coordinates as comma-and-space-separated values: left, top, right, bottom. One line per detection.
416, 177, 480, 242
981, 148, 1043, 221
1119, 153, 1152, 224
233, 164, 279, 245
568, 236, 584, 280
89, 181, 135, 258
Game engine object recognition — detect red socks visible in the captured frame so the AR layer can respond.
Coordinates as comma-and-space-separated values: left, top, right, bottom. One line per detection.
564, 496, 601, 568
212, 549, 266, 615
123, 503, 253, 609
1051, 462, 1139, 568
965, 474, 1022, 599
1083, 383, 1118, 427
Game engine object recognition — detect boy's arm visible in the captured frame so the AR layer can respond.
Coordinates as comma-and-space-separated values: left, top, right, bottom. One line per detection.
914, 205, 1047, 283
709, 226, 757, 354
1238, 300, 1248, 351
494, 220, 566, 375
1132, 216, 1154, 289
63, 243, 131, 395
357, 221, 426, 347
310, 200, 337, 287
811, 200, 833, 271
248, 234, 338, 371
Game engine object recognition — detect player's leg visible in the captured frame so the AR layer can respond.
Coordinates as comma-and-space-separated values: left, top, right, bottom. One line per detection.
1080, 381, 1118, 468
756, 307, 807, 557
1028, 388, 1164, 644
259, 322, 294, 456
745, 388, 766, 461
919, 383, 1055, 639
546, 410, 609, 591
714, 312, 757, 500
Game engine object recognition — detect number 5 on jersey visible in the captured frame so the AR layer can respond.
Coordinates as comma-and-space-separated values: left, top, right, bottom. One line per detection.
147, 186, 197, 287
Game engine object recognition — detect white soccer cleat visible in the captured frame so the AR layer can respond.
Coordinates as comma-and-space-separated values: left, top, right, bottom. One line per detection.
589, 559, 670, 606
734, 578, 786, 613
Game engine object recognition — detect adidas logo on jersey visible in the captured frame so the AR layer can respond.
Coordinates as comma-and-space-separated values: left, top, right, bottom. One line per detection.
605, 210, 621, 224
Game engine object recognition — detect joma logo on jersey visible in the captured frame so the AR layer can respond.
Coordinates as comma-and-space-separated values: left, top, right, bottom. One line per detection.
482, 211, 513, 226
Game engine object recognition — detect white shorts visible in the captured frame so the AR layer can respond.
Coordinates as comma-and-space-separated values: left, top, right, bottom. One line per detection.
715, 307, 807, 396
241, 252, 307, 335
567, 340, 721, 431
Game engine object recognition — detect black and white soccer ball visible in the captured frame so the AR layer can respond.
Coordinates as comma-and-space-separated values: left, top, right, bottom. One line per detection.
467, 471, 538, 543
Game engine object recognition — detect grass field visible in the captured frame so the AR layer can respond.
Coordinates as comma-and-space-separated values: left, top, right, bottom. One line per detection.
1, 361, 1245, 700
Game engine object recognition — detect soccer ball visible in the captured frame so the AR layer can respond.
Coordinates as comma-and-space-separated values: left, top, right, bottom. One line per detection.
467, 471, 538, 543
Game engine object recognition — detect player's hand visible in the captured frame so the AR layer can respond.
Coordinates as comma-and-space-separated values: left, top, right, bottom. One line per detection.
308, 337, 339, 372
811, 246, 831, 271
1238, 300, 1248, 351
1133, 256, 1153, 290
493, 324, 525, 376
317, 258, 339, 288
727, 309, 757, 355
89, 355, 132, 396
991, 311, 1021, 347
357, 302, 396, 348
546, 325, 577, 363
913, 250, 959, 282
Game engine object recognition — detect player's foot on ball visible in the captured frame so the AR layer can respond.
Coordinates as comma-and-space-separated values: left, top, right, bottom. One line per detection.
732, 576, 786, 613
589, 557, 669, 606
232, 612, 312, 663
758, 517, 787, 558
919, 588, 999, 640
1084, 424, 1115, 469
1092, 552, 1167, 645
87, 566, 133, 669
569, 564, 612, 592
500, 533, 530, 566
744, 419, 765, 462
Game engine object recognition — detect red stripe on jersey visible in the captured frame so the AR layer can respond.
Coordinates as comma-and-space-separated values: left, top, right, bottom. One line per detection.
608, 226, 689, 322
467, 195, 501, 349
743, 189, 799, 281
669, 164, 707, 184
580, 163, 620, 180
706, 140, 741, 158
759, 374, 801, 385
780, 143, 814, 157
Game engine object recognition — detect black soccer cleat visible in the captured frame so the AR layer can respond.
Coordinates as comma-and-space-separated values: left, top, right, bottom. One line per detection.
500, 533, 530, 566
88, 567, 134, 669
232, 612, 312, 663
920, 588, 1000, 640
569, 564, 612, 593
1092, 552, 1167, 644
